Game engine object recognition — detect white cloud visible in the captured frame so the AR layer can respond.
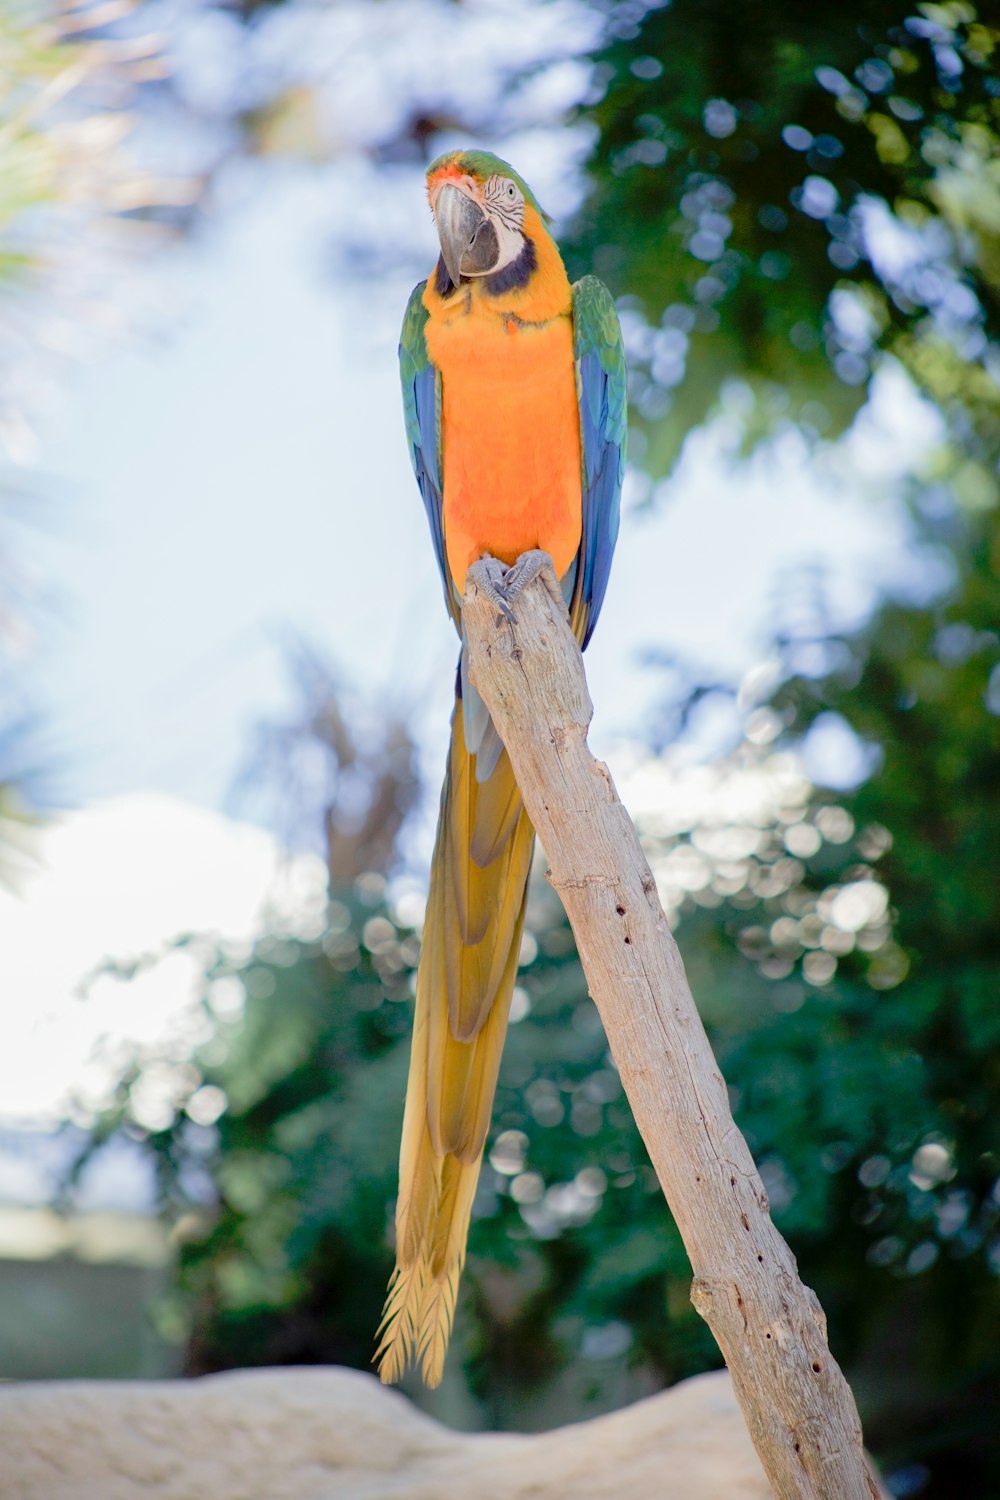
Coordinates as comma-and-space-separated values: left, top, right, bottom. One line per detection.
0, 792, 325, 1125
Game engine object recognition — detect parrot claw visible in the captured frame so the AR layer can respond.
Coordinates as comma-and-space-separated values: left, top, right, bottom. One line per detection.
499, 549, 554, 602
468, 550, 555, 625
468, 553, 516, 622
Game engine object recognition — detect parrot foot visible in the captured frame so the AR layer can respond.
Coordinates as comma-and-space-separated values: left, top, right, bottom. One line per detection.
468, 554, 516, 622
500, 548, 555, 602
468, 550, 555, 625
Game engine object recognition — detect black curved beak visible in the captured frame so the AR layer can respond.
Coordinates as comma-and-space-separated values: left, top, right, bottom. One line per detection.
434, 183, 497, 287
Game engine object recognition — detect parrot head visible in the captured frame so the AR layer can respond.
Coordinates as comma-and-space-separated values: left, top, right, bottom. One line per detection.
426, 150, 549, 291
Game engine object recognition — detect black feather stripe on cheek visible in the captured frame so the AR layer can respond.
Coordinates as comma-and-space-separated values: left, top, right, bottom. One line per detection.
483, 237, 537, 296
435, 256, 456, 297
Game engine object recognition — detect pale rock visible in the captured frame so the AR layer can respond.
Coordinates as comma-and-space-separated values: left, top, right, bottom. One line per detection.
0, 1365, 773, 1499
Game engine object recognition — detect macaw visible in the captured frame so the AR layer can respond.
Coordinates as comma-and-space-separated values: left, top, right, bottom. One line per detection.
376, 149, 626, 1388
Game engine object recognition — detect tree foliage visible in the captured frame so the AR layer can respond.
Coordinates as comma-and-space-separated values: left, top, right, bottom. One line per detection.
569, 0, 999, 478
88, 500, 1000, 1486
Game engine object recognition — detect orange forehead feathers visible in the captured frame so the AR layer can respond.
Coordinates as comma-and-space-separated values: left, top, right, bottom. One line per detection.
427, 158, 465, 187
427, 160, 481, 208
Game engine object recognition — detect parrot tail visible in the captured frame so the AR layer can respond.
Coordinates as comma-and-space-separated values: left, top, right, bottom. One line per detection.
375, 690, 534, 1387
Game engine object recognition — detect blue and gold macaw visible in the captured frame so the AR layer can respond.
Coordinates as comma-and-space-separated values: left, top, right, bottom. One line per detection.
377, 149, 626, 1387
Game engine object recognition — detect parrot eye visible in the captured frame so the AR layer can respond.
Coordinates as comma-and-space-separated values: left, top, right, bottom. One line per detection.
506, 183, 516, 199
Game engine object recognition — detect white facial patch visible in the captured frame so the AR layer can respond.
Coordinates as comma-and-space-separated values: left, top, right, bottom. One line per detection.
480, 175, 527, 275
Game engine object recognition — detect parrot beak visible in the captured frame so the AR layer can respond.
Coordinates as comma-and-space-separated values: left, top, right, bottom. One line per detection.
433, 182, 496, 287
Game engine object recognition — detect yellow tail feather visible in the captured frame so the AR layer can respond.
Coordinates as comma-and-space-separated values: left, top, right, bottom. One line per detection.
376, 698, 533, 1387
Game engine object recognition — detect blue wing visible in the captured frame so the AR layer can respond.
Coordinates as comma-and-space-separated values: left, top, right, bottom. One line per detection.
399, 280, 460, 631
568, 276, 627, 650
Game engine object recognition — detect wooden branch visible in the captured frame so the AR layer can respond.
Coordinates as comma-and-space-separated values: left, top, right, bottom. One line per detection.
464, 562, 886, 1500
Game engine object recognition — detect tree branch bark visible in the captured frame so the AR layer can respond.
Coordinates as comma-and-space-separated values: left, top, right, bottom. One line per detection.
464, 562, 885, 1500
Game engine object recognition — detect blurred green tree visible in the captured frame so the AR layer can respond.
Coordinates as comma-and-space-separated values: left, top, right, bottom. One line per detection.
85, 502, 999, 1485
567, 0, 999, 479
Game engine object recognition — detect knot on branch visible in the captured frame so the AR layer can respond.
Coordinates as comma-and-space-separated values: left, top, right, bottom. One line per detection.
546, 872, 616, 893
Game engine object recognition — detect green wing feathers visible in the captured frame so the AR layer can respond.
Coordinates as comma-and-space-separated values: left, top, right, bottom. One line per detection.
376, 698, 534, 1387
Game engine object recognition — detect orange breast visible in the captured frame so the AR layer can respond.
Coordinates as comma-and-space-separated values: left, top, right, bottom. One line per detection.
425, 302, 582, 596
